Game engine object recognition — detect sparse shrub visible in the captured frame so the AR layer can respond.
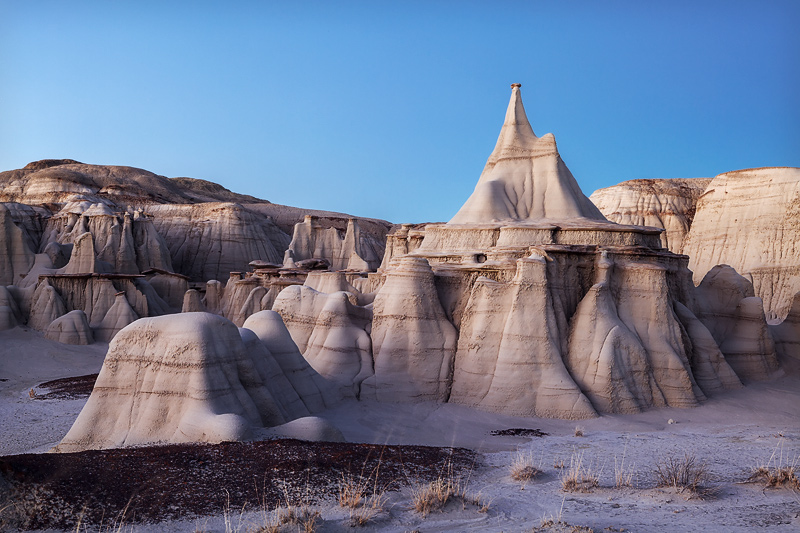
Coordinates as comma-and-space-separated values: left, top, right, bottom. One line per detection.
510, 452, 542, 484
338, 472, 365, 509
411, 473, 488, 516
653, 454, 710, 497
348, 491, 388, 527
746, 440, 799, 490
560, 452, 599, 493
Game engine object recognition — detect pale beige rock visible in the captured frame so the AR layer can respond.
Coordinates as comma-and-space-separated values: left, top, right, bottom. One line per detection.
451, 255, 596, 418
28, 280, 66, 331
242, 310, 342, 412
62, 232, 102, 274
449, 84, 606, 224
146, 203, 289, 281
672, 302, 742, 395
561, 254, 731, 414
0, 286, 22, 331
45, 310, 94, 345
94, 292, 139, 342
144, 271, 188, 310
589, 178, 711, 252
364, 256, 457, 403
0, 203, 35, 285
182, 289, 206, 312
695, 265, 780, 381
54, 313, 315, 452
683, 167, 800, 321
273, 284, 372, 394
287, 216, 383, 271
770, 291, 800, 363
203, 280, 224, 314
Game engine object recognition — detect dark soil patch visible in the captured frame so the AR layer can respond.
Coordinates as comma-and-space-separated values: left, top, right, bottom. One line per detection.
490, 428, 548, 437
33, 374, 98, 400
0, 439, 476, 530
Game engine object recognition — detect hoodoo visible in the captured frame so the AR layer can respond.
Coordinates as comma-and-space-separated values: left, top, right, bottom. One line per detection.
449, 84, 606, 224
370, 84, 776, 418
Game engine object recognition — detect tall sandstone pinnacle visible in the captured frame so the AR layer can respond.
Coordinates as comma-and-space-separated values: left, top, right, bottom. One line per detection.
449, 83, 606, 224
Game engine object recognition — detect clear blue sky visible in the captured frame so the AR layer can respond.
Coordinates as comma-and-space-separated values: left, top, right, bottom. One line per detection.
2, 1, 798, 223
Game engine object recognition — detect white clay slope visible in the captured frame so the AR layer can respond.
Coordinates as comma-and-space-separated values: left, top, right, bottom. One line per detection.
449, 84, 606, 224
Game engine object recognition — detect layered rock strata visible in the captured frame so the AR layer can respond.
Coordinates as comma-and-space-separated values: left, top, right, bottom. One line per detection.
682, 167, 800, 321
589, 178, 711, 252
55, 312, 331, 452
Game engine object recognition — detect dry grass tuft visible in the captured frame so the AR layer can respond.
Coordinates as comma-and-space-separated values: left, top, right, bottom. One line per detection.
653, 454, 711, 497
411, 474, 488, 517
560, 452, 599, 493
746, 440, 799, 490
614, 441, 635, 489
510, 452, 542, 484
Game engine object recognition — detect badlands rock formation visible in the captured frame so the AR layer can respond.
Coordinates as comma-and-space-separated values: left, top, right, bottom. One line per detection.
591, 168, 800, 323
361, 84, 781, 418
590, 178, 711, 252
0, 159, 390, 343
449, 84, 605, 223
682, 167, 800, 321
55, 312, 338, 452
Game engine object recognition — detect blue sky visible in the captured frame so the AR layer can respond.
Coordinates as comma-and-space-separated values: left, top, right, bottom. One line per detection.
2, 1, 798, 223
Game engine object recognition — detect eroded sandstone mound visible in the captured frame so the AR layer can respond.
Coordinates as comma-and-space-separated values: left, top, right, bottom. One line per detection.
589, 178, 711, 252
55, 312, 331, 452
682, 167, 800, 321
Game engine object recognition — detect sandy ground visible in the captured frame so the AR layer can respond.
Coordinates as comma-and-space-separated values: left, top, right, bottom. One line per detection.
1, 326, 799, 532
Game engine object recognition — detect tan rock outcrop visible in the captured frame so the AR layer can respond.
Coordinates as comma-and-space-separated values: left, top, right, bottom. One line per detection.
694, 265, 780, 381
95, 292, 139, 342
771, 291, 800, 363
449, 84, 606, 224
146, 203, 289, 281
0, 203, 35, 285
0, 286, 22, 331
45, 310, 94, 345
28, 280, 67, 331
242, 310, 342, 412
364, 256, 457, 403
182, 289, 206, 313
273, 282, 372, 395
682, 167, 800, 321
589, 178, 711, 252
54, 312, 316, 452
451, 254, 596, 418
287, 216, 383, 271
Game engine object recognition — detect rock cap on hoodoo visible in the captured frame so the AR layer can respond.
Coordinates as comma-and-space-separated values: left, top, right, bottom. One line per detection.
448, 84, 606, 224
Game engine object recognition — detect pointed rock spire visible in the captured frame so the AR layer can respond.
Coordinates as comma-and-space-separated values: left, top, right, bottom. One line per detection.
449, 84, 606, 224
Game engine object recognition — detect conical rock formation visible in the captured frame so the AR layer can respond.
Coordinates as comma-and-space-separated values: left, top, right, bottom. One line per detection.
45, 310, 94, 345
449, 84, 606, 224
365, 257, 457, 403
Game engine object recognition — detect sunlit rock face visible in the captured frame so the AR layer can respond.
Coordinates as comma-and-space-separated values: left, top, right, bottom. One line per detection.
682, 167, 800, 322
449, 84, 606, 224
590, 178, 712, 253
54, 312, 336, 452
